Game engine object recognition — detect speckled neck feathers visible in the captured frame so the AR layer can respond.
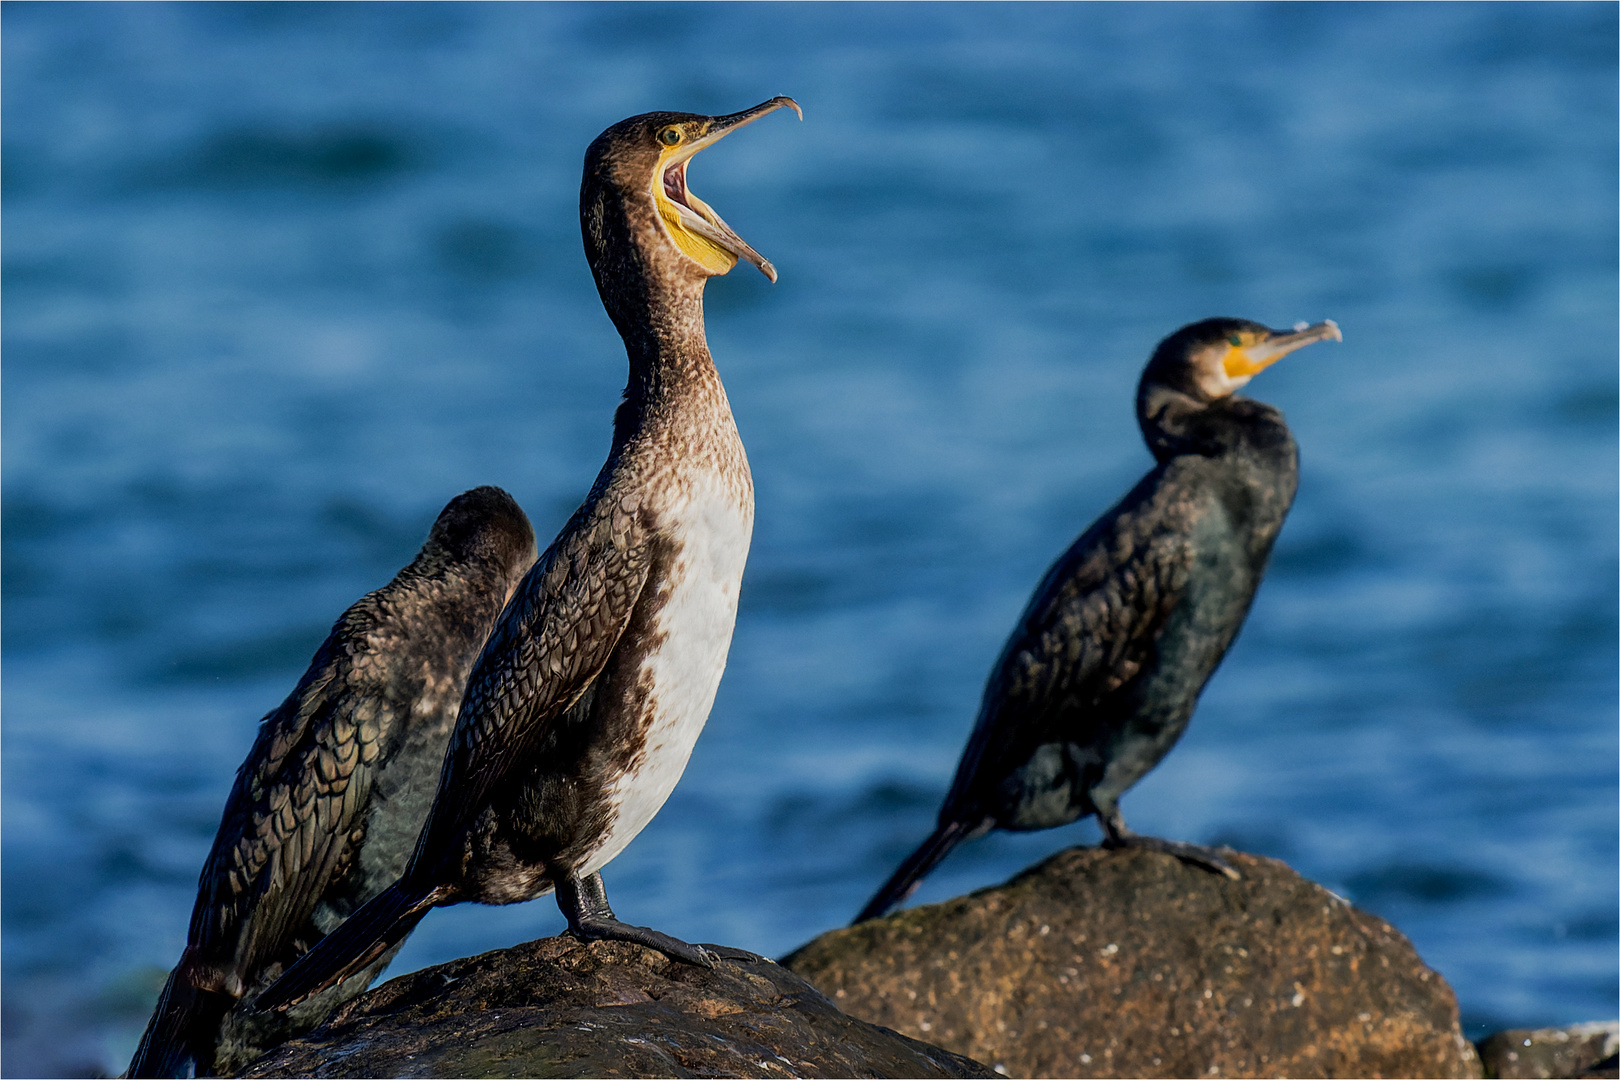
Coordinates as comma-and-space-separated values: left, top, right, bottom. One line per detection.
581, 133, 710, 381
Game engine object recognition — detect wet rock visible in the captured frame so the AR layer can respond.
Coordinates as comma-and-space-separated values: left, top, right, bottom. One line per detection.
1477, 1022, 1618, 1079
783, 846, 1482, 1079
237, 935, 996, 1079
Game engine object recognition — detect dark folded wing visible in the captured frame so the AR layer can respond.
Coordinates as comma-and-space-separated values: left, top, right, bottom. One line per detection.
411, 490, 651, 867
187, 602, 399, 987
943, 469, 1201, 815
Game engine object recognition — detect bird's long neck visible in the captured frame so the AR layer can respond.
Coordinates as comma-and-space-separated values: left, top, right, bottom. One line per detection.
584, 183, 722, 437
618, 278, 715, 414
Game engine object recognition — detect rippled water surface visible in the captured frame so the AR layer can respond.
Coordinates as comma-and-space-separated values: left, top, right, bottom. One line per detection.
4, 4, 1616, 1075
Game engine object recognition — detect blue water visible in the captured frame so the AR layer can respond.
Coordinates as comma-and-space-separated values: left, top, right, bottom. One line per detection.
3, 3, 1615, 1075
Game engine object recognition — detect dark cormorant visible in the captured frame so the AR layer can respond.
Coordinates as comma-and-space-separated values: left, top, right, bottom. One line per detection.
855, 317, 1341, 924
127, 486, 536, 1077
256, 97, 800, 1013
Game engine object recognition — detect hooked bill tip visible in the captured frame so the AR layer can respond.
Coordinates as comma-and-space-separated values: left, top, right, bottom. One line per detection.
1290, 318, 1342, 343
759, 95, 803, 121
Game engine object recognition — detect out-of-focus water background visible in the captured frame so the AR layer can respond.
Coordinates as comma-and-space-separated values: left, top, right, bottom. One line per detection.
3, 3, 1615, 1075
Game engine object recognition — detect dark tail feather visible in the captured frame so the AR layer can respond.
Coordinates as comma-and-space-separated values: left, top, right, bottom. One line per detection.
853, 817, 978, 925
254, 881, 434, 1014
127, 963, 234, 1078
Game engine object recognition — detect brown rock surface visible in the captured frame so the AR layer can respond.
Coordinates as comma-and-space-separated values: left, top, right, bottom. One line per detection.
237, 935, 995, 1079
783, 846, 1482, 1079
1477, 1022, 1618, 1079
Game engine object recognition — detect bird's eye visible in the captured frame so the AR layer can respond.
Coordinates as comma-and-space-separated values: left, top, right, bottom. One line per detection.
658, 127, 683, 147
1227, 334, 1244, 347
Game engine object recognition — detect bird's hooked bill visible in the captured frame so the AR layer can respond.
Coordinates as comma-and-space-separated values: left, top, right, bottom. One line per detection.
654, 97, 801, 282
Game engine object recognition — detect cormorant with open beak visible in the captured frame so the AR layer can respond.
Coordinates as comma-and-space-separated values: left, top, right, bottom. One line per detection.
856, 318, 1341, 923
258, 97, 800, 1012
128, 487, 536, 1076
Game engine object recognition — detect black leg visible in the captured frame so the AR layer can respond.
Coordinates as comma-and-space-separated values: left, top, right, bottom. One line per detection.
1098, 805, 1241, 880
555, 872, 717, 967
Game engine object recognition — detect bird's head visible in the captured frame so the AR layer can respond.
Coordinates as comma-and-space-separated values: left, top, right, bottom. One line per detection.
425, 486, 538, 579
581, 97, 801, 290
1142, 317, 1342, 403
1136, 317, 1341, 460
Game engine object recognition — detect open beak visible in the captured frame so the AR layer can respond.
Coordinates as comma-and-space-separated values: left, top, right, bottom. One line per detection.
1225, 319, 1342, 378
656, 96, 801, 282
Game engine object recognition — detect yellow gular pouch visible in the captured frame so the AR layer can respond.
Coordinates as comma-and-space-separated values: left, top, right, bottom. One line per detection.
1222, 339, 1269, 379
656, 188, 739, 276
652, 133, 742, 278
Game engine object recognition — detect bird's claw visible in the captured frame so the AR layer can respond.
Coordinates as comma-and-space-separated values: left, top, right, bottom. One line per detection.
699, 944, 767, 963
566, 920, 716, 968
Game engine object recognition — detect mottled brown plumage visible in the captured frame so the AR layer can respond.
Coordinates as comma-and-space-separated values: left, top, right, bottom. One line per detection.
128, 487, 536, 1077
258, 98, 797, 1013
856, 318, 1340, 923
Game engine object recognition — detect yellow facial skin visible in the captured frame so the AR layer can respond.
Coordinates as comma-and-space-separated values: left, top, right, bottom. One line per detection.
646, 98, 799, 282
1222, 334, 1271, 380
1215, 320, 1342, 393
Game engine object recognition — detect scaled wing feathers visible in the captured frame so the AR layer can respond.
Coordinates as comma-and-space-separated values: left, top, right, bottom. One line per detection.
411, 492, 652, 867
191, 607, 397, 991
944, 473, 1201, 815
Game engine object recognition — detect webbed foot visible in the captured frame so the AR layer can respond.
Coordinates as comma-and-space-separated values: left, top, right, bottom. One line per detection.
556, 872, 717, 967
567, 918, 717, 966
1097, 807, 1241, 880
1103, 833, 1241, 880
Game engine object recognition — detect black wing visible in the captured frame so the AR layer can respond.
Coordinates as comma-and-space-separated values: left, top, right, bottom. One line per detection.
941, 465, 1206, 819
190, 594, 424, 989
409, 487, 652, 872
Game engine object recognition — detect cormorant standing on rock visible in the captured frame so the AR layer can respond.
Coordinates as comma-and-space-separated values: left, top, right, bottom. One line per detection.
127, 486, 536, 1077
257, 97, 800, 1013
855, 318, 1341, 924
